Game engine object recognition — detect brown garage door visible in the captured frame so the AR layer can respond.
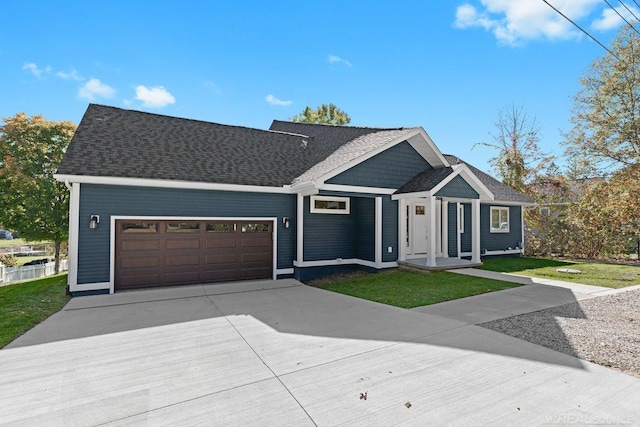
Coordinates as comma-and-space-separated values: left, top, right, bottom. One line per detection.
115, 220, 273, 290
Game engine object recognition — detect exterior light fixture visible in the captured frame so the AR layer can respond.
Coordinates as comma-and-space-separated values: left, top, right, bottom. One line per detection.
89, 215, 100, 229
282, 217, 290, 229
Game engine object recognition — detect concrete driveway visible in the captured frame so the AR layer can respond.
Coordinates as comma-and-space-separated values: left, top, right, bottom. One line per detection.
1, 279, 639, 426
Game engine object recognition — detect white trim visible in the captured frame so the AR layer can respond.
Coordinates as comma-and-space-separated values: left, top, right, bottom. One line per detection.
458, 203, 465, 233
398, 199, 407, 261
484, 249, 524, 256
486, 200, 536, 207
521, 206, 526, 252
375, 197, 383, 268
293, 258, 398, 269
54, 174, 291, 194
457, 202, 462, 258
109, 215, 279, 294
320, 184, 396, 195
489, 206, 510, 233
442, 201, 449, 258
297, 194, 304, 264
70, 282, 111, 292
460, 251, 472, 257
291, 181, 319, 196
471, 199, 481, 263
67, 182, 81, 292
310, 195, 350, 214
427, 197, 436, 267
313, 128, 449, 185
276, 268, 294, 275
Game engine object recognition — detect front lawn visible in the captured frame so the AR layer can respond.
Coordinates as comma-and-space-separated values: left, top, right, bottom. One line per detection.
310, 269, 519, 309
0, 274, 70, 348
480, 257, 640, 289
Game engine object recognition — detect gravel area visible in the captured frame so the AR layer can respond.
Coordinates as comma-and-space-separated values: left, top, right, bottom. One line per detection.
480, 289, 640, 378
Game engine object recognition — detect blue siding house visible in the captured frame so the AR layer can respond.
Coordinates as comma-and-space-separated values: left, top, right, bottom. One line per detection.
55, 105, 534, 294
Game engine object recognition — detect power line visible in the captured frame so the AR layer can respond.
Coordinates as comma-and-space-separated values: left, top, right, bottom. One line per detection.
604, 0, 640, 36
541, 0, 619, 59
618, 0, 640, 22
632, 0, 640, 10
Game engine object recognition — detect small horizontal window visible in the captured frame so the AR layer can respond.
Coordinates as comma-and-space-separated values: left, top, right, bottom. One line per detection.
167, 222, 200, 233
121, 222, 158, 233
207, 223, 236, 233
241, 223, 270, 232
310, 196, 350, 214
490, 207, 509, 233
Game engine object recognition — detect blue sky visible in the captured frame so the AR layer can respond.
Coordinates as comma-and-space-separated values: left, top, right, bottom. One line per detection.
1, 1, 634, 173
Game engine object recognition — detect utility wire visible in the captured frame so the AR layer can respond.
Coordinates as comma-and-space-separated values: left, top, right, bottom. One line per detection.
605, 0, 640, 35
632, 0, 640, 10
618, 0, 640, 22
542, 0, 620, 59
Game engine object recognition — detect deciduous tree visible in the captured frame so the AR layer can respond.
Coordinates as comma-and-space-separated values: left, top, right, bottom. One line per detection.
476, 104, 552, 193
0, 113, 76, 273
564, 25, 640, 174
290, 103, 351, 125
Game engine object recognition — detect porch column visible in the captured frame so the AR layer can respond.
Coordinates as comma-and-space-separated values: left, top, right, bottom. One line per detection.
375, 197, 382, 268
427, 197, 437, 267
441, 200, 449, 258
296, 193, 304, 264
471, 199, 481, 263
67, 182, 80, 291
398, 199, 407, 262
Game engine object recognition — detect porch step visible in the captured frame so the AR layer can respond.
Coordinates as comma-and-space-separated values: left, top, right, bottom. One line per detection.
398, 260, 483, 273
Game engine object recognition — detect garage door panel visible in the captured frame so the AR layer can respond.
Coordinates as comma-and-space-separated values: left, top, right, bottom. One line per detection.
204, 253, 238, 264
165, 239, 201, 250
116, 219, 273, 290
120, 256, 160, 269
122, 240, 161, 251
205, 238, 238, 249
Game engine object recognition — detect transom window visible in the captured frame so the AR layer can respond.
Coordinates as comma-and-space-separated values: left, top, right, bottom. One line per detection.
310, 196, 350, 214
490, 207, 509, 233
121, 222, 158, 233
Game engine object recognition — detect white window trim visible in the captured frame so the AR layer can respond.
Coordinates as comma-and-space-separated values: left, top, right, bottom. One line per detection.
310, 195, 350, 214
490, 206, 510, 233
458, 204, 465, 233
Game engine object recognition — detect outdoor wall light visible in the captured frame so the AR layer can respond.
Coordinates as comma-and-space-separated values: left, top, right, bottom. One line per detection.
89, 215, 100, 229
282, 217, 290, 229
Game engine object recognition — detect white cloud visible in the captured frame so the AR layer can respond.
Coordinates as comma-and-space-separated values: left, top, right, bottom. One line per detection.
78, 78, 116, 101
265, 94, 293, 106
134, 85, 176, 108
592, 6, 640, 31
56, 68, 83, 81
328, 54, 352, 67
22, 63, 51, 78
454, 0, 603, 45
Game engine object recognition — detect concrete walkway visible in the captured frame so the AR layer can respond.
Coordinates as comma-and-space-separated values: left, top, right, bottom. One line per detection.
412, 267, 639, 324
1, 279, 639, 425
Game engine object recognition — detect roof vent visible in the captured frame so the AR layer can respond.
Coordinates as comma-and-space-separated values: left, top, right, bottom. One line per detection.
301, 139, 308, 149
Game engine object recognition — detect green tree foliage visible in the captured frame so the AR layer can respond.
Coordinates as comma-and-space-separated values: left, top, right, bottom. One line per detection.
564, 25, 640, 174
476, 105, 552, 193
290, 103, 351, 125
0, 113, 76, 273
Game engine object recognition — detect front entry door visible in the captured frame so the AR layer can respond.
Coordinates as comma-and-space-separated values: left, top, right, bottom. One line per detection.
412, 203, 428, 254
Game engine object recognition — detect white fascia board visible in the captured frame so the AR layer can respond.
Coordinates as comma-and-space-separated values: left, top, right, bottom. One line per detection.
320, 184, 396, 195
407, 128, 449, 168
391, 191, 431, 200
313, 129, 424, 185
291, 181, 319, 196
485, 200, 537, 207
53, 174, 291, 194
427, 165, 494, 201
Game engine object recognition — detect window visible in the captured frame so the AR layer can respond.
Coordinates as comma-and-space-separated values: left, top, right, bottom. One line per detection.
121, 222, 158, 233
490, 207, 509, 233
310, 196, 350, 214
166, 222, 200, 233
241, 223, 270, 232
540, 207, 551, 216
459, 205, 465, 233
207, 223, 236, 233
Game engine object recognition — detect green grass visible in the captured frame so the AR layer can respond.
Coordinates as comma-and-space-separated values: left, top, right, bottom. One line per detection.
0, 274, 70, 348
480, 257, 640, 289
310, 269, 520, 309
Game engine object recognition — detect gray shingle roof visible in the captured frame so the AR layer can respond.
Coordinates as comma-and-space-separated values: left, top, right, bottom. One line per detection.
444, 155, 534, 204
58, 105, 312, 187
395, 167, 455, 194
